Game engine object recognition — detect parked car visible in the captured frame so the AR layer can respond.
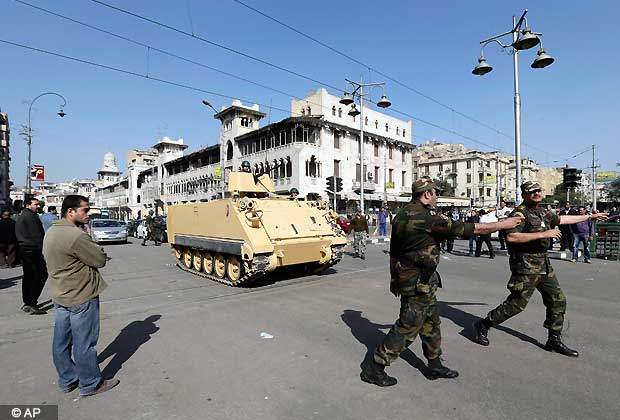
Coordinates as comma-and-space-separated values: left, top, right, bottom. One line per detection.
89, 219, 128, 244
336, 215, 351, 233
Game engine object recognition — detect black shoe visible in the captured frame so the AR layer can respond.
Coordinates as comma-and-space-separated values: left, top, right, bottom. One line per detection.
472, 319, 490, 346
22, 305, 46, 315
360, 361, 397, 387
427, 359, 459, 380
361, 255, 365, 260
545, 331, 579, 357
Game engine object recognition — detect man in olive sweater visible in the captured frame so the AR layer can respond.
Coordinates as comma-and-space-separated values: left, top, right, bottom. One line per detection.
43, 195, 119, 397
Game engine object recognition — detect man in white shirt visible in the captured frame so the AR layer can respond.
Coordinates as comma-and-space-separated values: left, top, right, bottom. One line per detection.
495, 201, 513, 250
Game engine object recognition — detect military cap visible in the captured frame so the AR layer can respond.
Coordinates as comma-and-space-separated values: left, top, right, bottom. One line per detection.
520, 181, 543, 193
412, 176, 441, 194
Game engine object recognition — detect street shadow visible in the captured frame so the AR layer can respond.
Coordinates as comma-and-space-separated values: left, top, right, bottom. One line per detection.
341, 309, 432, 379
247, 264, 338, 288
0, 275, 21, 290
438, 301, 545, 349
98, 314, 161, 379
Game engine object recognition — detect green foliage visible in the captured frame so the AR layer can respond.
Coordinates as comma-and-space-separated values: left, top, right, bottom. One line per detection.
604, 178, 620, 204
433, 178, 455, 197
547, 183, 587, 206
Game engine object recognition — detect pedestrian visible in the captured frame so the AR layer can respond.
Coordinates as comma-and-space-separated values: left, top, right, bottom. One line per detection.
39, 205, 59, 233
472, 182, 608, 357
141, 210, 154, 246
466, 209, 480, 256
151, 213, 163, 246
15, 197, 47, 315
350, 210, 368, 259
475, 209, 497, 258
496, 200, 512, 250
558, 201, 576, 251
43, 195, 119, 397
378, 207, 389, 237
360, 177, 522, 386
570, 206, 594, 263
0, 209, 18, 268
445, 209, 460, 253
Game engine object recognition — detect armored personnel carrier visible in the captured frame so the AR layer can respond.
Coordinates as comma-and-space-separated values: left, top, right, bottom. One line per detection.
166, 172, 347, 286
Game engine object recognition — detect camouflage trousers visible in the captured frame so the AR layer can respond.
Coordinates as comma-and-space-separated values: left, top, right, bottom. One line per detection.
353, 232, 367, 257
374, 288, 441, 366
487, 271, 566, 332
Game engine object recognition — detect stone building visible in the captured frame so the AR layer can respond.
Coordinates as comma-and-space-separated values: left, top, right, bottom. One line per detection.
0, 111, 11, 208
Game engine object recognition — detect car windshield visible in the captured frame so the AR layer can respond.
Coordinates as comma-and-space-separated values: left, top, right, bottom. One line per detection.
92, 220, 123, 228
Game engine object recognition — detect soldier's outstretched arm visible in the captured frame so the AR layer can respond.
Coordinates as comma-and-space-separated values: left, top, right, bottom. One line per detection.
559, 213, 608, 225
507, 229, 560, 244
473, 216, 523, 235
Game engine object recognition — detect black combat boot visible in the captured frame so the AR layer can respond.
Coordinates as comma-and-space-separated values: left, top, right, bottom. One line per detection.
545, 330, 579, 358
471, 318, 492, 346
427, 358, 459, 380
360, 361, 397, 387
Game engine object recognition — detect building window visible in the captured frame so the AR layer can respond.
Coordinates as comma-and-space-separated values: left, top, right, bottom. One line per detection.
403, 129, 406, 137
226, 141, 233, 160
334, 160, 340, 177
338, 108, 342, 117
388, 146, 393, 159
413, 160, 418, 169
357, 135, 361, 153
401, 171, 406, 186
332, 106, 336, 116
486, 188, 491, 197
479, 187, 484, 197
396, 127, 400, 135
486, 160, 490, 168
279, 131, 286, 145
424, 165, 429, 175
439, 163, 443, 172
452, 162, 457, 171
374, 166, 379, 184
389, 169, 394, 183
467, 160, 472, 169
303, 129, 309, 142
402, 150, 406, 163
286, 158, 292, 177
356, 163, 361, 181
334, 131, 340, 149
301, 108, 305, 116
385, 123, 389, 132
467, 188, 471, 197
478, 173, 484, 182
365, 116, 368, 126
374, 142, 379, 157
467, 174, 472, 183
375, 120, 378, 129
307, 106, 311, 115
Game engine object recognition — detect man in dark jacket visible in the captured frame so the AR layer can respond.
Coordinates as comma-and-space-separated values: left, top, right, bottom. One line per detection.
558, 201, 576, 251
0, 209, 18, 268
15, 197, 47, 314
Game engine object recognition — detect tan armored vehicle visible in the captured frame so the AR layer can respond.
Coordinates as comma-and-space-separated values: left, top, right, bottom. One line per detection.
167, 172, 347, 286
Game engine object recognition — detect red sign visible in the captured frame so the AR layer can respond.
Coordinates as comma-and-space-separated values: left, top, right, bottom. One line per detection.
30, 165, 45, 181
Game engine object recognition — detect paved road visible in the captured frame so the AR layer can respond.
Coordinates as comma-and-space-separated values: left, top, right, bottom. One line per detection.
0, 239, 618, 420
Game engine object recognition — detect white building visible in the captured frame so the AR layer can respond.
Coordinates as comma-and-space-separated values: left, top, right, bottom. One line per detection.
96, 152, 121, 188
160, 89, 415, 213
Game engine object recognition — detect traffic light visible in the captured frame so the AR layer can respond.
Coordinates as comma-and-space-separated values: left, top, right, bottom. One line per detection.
563, 168, 582, 189
335, 177, 343, 192
326, 176, 335, 192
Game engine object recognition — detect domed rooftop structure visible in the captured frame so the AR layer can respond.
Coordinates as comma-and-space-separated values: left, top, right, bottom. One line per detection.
97, 151, 121, 185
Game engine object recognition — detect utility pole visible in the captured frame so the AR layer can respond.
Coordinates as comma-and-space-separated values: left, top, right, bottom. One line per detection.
592, 144, 597, 211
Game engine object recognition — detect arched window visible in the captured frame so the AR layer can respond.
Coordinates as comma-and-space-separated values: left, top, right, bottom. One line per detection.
403, 129, 406, 137
385, 123, 389, 132
137, 195, 141, 204
332, 106, 336, 116
375, 120, 378, 129
365, 116, 368, 126
308, 155, 318, 178
279, 158, 286, 179
286, 157, 292, 177
226, 141, 233, 160
338, 108, 342, 117
307, 106, 311, 115
396, 127, 400, 135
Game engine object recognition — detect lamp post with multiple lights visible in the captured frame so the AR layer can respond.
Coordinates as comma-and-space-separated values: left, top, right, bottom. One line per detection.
339, 78, 391, 214
472, 9, 554, 203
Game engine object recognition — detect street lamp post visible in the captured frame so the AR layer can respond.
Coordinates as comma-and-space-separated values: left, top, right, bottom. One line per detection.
26, 92, 67, 195
339, 77, 391, 214
472, 10, 554, 204
202, 99, 225, 199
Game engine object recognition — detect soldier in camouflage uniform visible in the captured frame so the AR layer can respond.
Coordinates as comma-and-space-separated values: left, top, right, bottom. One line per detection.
141, 210, 154, 246
472, 181, 608, 357
350, 211, 368, 259
361, 177, 522, 387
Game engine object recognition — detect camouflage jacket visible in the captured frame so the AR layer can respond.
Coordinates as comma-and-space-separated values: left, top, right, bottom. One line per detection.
506, 204, 560, 274
390, 200, 474, 296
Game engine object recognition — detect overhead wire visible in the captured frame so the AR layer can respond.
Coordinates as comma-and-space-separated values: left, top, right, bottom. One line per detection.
15, 0, 508, 153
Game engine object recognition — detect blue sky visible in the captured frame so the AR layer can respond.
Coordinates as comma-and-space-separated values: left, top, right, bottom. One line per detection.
1, 0, 618, 186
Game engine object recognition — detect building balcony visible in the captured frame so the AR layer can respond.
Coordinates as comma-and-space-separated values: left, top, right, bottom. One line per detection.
352, 181, 376, 192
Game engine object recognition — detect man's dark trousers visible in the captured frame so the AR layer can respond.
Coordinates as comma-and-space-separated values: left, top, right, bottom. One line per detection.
21, 249, 47, 306
475, 235, 495, 258
559, 226, 573, 251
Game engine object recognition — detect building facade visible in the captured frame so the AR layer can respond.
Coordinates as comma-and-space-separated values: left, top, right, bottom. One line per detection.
0, 111, 10, 208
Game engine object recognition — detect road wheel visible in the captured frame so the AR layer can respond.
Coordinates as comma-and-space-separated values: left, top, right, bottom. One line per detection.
192, 249, 203, 271
174, 246, 183, 261
214, 253, 226, 278
227, 256, 243, 283
183, 247, 192, 269
203, 251, 214, 275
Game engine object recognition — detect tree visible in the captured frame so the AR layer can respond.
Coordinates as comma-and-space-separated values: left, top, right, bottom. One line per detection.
604, 178, 620, 204
433, 178, 455, 197
546, 183, 587, 206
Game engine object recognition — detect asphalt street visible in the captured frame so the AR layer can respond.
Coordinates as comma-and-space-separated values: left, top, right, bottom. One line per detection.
0, 239, 618, 420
